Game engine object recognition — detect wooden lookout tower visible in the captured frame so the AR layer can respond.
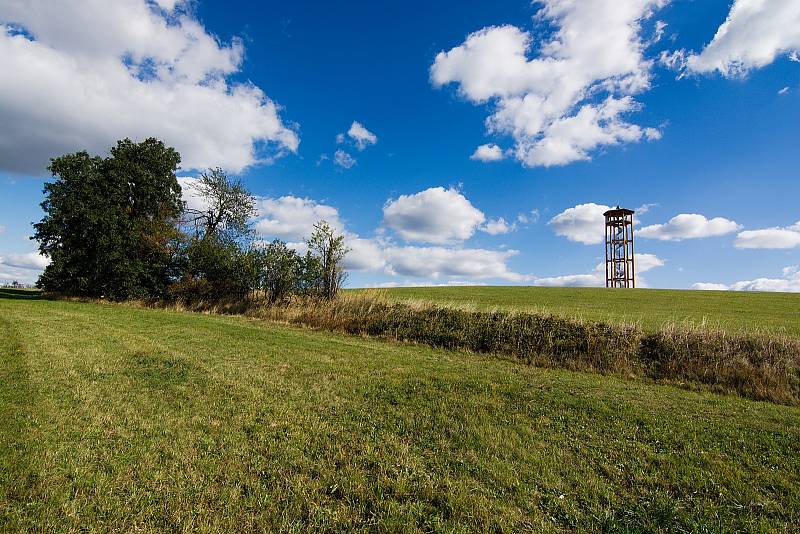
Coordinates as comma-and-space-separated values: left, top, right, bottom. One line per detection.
604, 207, 635, 288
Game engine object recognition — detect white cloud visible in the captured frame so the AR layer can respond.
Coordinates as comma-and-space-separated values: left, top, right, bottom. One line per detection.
382, 246, 532, 282
346, 121, 378, 150
638, 213, 741, 241
692, 266, 800, 293
686, 0, 800, 76
365, 280, 488, 288
249, 195, 386, 273
778, 86, 790, 95
343, 236, 386, 272
0, 251, 50, 284
0, 251, 50, 270
548, 203, 611, 245
153, 0, 181, 11
248, 192, 525, 283
0, 0, 298, 174
518, 209, 540, 225
691, 282, 730, 291
430, 1, 666, 167
383, 187, 486, 244
534, 253, 664, 287
635, 203, 657, 216
334, 149, 356, 169
734, 221, 800, 249
482, 217, 514, 235
255, 196, 342, 242
470, 143, 506, 162
176, 176, 210, 213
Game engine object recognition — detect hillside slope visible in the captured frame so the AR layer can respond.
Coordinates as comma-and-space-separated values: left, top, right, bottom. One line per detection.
1, 292, 799, 531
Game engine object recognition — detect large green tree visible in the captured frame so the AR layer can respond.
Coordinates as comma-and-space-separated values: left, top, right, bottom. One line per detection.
33, 138, 183, 299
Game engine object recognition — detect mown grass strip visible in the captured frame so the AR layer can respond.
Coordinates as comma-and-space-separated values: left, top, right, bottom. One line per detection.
0, 315, 37, 528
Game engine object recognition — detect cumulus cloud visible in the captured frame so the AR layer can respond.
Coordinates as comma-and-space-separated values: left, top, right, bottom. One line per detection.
383, 187, 486, 244
470, 143, 506, 162
685, 0, 800, 76
343, 237, 386, 272
366, 280, 488, 288
691, 282, 730, 291
382, 246, 531, 282
430, 1, 666, 167
250, 195, 386, 272
237, 189, 528, 283
255, 196, 342, 242
534, 253, 664, 287
734, 221, 800, 249
0, 251, 49, 270
0, 251, 50, 284
334, 149, 356, 169
176, 176, 211, 214
482, 217, 514, 235
548, 203, 611, 245
638, 213, 741, 241
0, 0, 297, 175
692, 266, 800, 293
346, 121, 378, 150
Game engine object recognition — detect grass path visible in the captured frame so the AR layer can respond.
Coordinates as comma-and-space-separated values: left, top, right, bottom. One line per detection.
1, 294, 800, 531
363, 286, 800, 337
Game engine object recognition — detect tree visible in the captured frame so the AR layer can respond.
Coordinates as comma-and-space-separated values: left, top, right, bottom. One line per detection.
176, 168, 260, 301
306, 221, 349, 299
260, 240, 302, 303
183, 168, 256, 243
33, 138, 182, 299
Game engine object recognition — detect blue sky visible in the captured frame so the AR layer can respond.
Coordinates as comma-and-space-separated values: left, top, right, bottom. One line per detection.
1, 0, 799, 290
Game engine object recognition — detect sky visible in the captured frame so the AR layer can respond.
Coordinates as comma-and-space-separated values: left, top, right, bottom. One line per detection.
1, 0, 799, 291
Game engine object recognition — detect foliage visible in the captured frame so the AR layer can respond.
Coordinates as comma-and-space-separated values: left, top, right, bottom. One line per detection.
2, 293, 799, 531
33, 138, 182, 300
259, 240, 301, 303
306, 220, 349, 300
33, 139, 349, 303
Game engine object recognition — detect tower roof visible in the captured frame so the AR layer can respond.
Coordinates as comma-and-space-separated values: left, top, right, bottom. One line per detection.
604, 207, 635, 217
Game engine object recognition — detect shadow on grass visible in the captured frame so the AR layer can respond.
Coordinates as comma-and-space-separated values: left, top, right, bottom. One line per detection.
0, 288, 42, 300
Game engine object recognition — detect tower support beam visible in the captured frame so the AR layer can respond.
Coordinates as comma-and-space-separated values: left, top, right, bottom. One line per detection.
604, 207, 635, 288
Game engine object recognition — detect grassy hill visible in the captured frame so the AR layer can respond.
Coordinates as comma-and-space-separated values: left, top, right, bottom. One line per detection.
2, 290, 799, 531
362, 286, 800, 337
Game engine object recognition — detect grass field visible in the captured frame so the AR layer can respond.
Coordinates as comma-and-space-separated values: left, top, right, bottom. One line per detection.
363, 286, 800, 337
2, 289, 800, 531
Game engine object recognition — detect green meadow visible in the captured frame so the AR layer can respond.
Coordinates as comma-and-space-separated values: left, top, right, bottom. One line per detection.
363, 286, 800, 337
2, 289, 799, 531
